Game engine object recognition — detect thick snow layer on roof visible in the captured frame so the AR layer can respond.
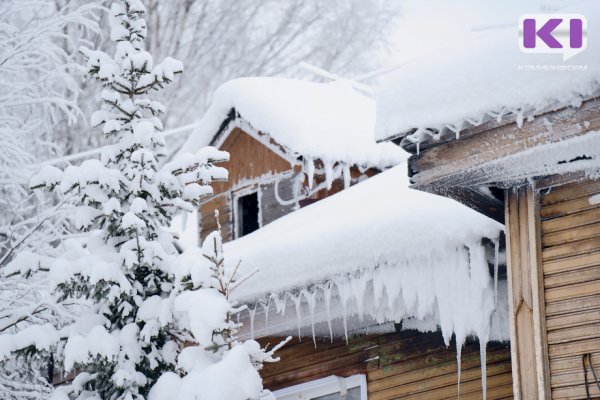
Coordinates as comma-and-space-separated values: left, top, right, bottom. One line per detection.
375, 0, 600, 141
220, 164, 506, 358
226, 164, 501, 301
180, 77, 405, 167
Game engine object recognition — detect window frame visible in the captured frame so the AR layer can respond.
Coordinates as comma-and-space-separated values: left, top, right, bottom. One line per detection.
232, 186, 261, 239
273, 374, 367, 400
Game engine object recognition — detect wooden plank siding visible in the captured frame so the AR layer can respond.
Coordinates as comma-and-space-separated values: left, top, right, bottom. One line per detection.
198, 127, 294, 243
505, 187, 551, 399
540, 179, 600, 399
210, 127, 294, 196
259, 330, 512, 399
406, 98, 600, 189
199, 194, 232, 242
197, 127, 381, 243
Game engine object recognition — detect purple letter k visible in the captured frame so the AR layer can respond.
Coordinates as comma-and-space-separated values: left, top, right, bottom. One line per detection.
523, 18, 563, 48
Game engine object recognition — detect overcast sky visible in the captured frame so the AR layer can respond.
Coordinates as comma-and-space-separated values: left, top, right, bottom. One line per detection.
386, 0, 571, 64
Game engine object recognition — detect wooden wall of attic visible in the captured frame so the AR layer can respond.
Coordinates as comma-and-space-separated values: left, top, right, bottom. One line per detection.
198, 127, 377, 243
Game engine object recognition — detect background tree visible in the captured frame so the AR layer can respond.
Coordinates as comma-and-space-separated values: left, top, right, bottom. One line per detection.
0, 2, 100, 399
53, 0, 401, 154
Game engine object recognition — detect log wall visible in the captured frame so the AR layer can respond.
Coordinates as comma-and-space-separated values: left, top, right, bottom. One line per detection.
259, 330, 512, 399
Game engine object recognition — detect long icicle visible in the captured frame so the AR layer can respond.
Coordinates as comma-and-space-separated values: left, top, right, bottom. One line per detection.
493, 239, 499, 307
249, 306, 256, 340
293, 294, 302, 341
262, 299, 270, 331
456, 334, 464, 399
324, 283, 334, 343
480, 339, 488, 400
303, 289, 317, 347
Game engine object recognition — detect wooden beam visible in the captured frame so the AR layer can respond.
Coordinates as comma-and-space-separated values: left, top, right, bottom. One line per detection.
408, 98, 600, 188
419, 184, 505, 223
505, 186, 551, 399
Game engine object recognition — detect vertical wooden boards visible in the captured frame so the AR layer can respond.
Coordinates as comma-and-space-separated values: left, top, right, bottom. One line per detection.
540, 179, 600, 399
197, 127, 293, 243
505, 186, 551, 399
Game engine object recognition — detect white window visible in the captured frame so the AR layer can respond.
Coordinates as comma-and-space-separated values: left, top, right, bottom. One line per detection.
273, 375, 367, 400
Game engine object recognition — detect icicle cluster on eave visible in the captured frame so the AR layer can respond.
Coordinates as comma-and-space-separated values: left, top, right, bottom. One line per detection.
391, 96, 596, 154
233, 237, 508, 400
213, 113, 405, 205
374, 0, 600, 153
236, 237, 508, 344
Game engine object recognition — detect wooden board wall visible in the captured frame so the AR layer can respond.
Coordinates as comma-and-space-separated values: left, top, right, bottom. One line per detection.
198, 127, 293, 243
259, 330, 513, 399
197, 127, 381, 243
505, 187, 551, 399
539, 179, 600, 399
199, 194, 232, 242
210, 127, 293, 196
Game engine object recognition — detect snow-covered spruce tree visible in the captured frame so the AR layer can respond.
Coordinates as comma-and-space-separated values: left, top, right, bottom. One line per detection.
148, 215, 290, 400
28, 1, 285, 399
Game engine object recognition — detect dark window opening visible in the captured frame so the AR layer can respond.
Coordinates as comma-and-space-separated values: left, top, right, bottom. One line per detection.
237, 192, 259, 237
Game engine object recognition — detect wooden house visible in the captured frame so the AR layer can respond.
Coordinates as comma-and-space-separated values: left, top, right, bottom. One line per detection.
178, 77, 403, 244
180, 77, 514, 398
375, 4, 600, 398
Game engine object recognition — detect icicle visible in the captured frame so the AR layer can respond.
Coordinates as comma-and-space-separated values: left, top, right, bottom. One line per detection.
274, 294, 286, 316
261, 299, 270, 331
342, 307, 349, 345
323, 283, 334, 343
292, 173, 304, 210
372, 271, 387, 311
350, 273, 369, 321
493, 239, 499, 307
249, 306, 256, 340
305, 157, 315, 189
416, 141, 420, 155
496, 107, 506, 123
303, 289, 317, 347
456, 342, 462, 399
480, 339, 488, 400
324, 161, 334, 190
446, 123, 461, 139
342, 163, 351, 189
336, 278, 351, 345
292, 294, 302, 340
516, 108, 524, 128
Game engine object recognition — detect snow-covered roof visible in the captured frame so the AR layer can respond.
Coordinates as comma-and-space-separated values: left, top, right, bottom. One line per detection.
226, 164, 501, 300
375, 0, 600, 143
219, 165, 506, 347
180, 77, 405, 167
